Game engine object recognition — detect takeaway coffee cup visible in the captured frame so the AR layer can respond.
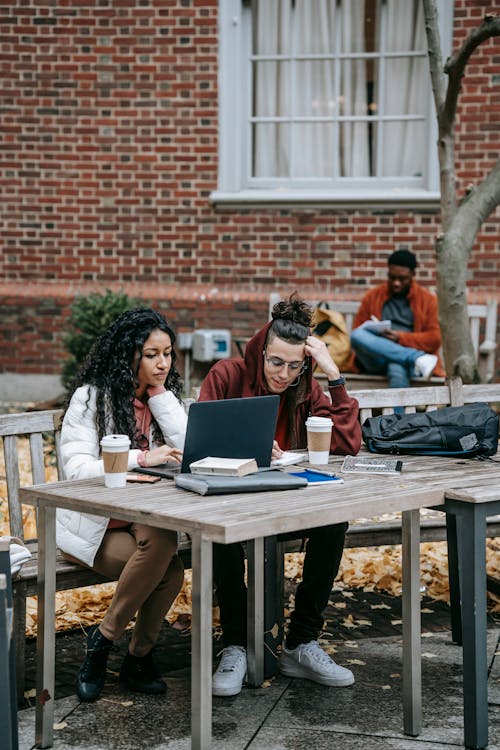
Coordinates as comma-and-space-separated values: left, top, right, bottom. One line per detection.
100, 434, 131, 488
305, 416, 333, 465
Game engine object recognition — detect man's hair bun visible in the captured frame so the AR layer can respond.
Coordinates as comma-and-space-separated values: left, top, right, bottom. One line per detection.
271, 292, 313, 328
269, 293, 312, 344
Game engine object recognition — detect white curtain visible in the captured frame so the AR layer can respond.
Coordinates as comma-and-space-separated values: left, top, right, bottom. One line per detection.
253, 0, 291, 177
379, 0, 427, 176
253, 0, 424, 180
339, 0, 369, 177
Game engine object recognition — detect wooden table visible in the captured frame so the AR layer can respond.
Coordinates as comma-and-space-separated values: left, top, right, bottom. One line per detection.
19, 455, 500, 750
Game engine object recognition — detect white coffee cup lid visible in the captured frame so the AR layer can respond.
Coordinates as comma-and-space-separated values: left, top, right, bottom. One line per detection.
305, 416, 333, 428
100, 434, 131, 448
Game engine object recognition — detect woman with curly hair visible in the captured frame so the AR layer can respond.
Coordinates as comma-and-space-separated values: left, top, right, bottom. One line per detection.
199, 294, 361, 697
57, 308, 187, 701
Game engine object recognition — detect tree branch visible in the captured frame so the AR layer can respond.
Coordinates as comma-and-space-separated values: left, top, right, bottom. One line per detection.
443, 15, 500, 129
422, 0, 446, 114
448, 158, 500, 252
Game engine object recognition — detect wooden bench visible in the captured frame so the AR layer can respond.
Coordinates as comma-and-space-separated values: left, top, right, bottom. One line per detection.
0, 539, 18, 750
3, 378, 499, 698
0, 410, 192, 701
267, 292, 498, 387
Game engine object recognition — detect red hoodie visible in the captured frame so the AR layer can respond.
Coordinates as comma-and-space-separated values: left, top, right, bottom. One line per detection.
199, 321, 361, 456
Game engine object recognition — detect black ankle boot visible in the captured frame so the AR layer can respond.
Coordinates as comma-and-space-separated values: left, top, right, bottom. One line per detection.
76, 624, 113, 702
119, 650, 166, 695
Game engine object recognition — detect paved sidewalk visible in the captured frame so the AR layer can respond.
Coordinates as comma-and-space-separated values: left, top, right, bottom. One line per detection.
17, 590, 500, 750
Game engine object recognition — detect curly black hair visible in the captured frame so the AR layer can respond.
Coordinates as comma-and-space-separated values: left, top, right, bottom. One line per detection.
64, 308, 183, 446
268, 292, 312, 344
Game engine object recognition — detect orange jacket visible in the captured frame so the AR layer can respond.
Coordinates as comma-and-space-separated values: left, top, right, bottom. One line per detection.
348, 281, 445, 376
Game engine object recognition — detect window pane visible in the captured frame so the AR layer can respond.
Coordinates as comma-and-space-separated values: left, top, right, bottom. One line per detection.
384, 0, 426, 53
253, 0, 293, 56
384, 58, 427, 117
379, 121, 426, 177
293, 0, 335, 55
292, 124, 334, 178
294, 61, 336, 117
252, 124, 290, 178
253, 61, 291, 118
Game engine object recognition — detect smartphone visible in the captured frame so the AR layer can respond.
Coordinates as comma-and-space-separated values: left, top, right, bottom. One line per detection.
126, 473, 162, 483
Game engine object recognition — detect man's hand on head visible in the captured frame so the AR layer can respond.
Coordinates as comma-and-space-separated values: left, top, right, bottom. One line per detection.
304, 336, 340, 381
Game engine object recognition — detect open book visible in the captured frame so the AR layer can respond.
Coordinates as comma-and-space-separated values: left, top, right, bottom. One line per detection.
271, 451, 305, 467
360, 318, 392, 334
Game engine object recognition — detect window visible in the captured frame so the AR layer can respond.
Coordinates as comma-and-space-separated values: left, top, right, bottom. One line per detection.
214, 0, 453, 206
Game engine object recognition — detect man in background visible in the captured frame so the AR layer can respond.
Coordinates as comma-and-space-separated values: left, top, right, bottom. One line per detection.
350, 250, 444, 389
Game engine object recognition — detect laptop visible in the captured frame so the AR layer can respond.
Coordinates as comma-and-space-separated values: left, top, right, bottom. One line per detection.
134, 395, 280, 479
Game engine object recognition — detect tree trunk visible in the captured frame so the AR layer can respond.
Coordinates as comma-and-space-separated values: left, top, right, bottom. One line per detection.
435, 234, 478, 383
423, 2, 500, 383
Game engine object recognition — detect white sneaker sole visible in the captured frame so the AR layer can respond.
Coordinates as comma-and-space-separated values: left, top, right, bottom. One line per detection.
212, 680, 244, 697
279, 660, 354, 687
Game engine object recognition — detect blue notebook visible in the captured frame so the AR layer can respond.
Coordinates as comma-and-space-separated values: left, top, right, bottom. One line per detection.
289, 470, 344, 485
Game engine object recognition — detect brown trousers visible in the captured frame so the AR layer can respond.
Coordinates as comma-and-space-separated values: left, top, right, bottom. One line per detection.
67, 524, 183, 657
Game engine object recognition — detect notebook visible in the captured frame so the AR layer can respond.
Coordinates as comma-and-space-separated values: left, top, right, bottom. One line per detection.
134, 394, 280, 479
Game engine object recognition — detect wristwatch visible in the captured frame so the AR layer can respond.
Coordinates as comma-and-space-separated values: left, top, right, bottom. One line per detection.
327, 376, 346, 387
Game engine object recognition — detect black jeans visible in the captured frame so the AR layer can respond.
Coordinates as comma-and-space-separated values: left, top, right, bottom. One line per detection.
213, 521, 348, 649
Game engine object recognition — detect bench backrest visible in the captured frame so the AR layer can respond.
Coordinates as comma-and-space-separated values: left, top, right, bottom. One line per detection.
268, 293, 498, 382
0, 410, 63, 541
352, 377, 500, 421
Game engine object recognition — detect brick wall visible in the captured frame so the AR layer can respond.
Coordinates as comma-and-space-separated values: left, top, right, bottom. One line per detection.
0, 0, 499, 384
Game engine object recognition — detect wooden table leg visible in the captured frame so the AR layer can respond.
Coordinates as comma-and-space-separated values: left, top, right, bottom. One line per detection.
246, 537, 264, 687
402, 508, 422, 736
35, 505, 56, 748
191, 533, 213, 750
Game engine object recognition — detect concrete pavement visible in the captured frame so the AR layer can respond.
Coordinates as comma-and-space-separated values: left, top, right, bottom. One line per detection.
16, 589, 500, 749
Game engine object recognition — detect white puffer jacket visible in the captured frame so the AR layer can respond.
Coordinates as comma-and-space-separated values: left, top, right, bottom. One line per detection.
56, 385, 187, 567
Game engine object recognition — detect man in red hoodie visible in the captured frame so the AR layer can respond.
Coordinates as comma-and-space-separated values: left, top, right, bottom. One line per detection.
199, 295, 361, 697
350, 249, 444, 388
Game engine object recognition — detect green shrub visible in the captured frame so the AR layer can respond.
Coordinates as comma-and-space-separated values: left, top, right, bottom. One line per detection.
61, 289, 144, 389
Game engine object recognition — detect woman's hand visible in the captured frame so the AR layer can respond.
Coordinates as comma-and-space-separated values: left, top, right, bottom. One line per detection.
304, 335, 340, 381
271, 440, 283, 461
143, 446, 183, 467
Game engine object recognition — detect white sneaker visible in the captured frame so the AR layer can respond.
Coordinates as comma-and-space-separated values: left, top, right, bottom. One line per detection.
414, 353, 438, 380
212, 646, 247, 697
279, 640, 354, 687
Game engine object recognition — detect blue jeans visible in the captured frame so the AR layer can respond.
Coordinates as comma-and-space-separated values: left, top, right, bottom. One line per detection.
350, 327, 424, 389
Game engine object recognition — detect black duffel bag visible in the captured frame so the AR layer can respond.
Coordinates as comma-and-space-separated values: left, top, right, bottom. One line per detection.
362, 402, 499, 458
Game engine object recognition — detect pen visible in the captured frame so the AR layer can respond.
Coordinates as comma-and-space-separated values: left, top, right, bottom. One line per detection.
305, 468, 338, 477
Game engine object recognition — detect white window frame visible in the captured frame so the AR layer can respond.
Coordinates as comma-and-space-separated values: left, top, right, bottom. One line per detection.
212, 0, 454, 208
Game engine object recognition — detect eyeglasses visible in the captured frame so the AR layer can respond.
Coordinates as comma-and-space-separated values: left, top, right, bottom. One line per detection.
263, 349, 308, 373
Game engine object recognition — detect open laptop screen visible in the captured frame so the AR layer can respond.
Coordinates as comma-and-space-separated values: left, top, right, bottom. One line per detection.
134, 395, 280, 478
180, 395, 280, 472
